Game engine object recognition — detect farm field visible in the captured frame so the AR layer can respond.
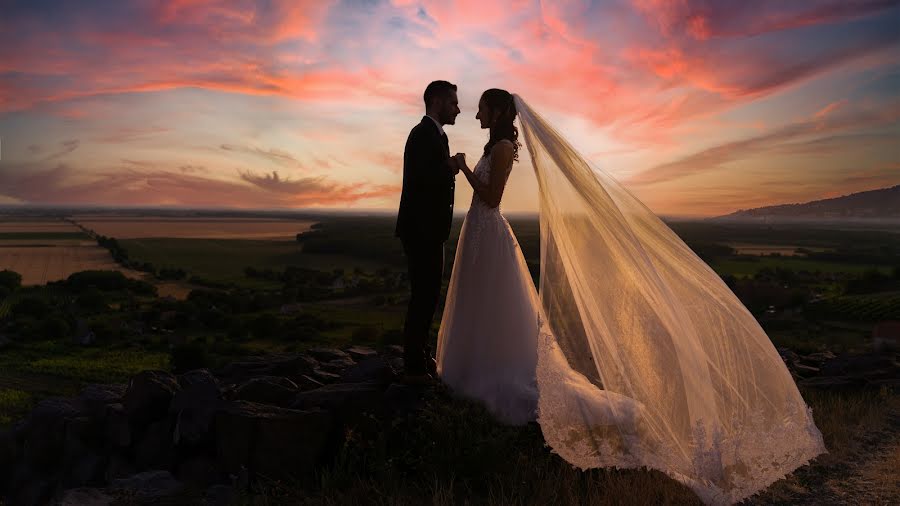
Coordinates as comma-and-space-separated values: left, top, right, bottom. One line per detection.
74, 216, 315, 239
0, 219, 142, 285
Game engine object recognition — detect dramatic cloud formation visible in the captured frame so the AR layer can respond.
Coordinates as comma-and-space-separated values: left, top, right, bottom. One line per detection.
0, 0, 897, 215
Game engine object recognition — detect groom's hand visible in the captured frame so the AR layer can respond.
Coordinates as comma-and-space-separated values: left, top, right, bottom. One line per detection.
452, 153, 466, 174
448, 156, 460, 175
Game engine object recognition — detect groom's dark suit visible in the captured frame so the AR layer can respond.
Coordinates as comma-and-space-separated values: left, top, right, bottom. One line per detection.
395, 116, 455, 375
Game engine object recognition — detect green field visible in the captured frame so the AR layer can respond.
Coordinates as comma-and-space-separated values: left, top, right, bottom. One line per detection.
711, 257, 895, 278
0, 232, 90, 241
120, 238, 402, 288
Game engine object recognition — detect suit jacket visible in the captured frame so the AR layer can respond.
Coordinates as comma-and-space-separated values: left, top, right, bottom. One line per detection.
395, 116, 456, 243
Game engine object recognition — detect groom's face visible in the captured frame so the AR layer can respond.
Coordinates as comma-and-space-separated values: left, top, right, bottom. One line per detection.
438, 90, 460, 126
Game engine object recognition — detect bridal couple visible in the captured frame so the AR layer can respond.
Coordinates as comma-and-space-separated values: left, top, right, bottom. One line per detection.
395, 80, 826, 505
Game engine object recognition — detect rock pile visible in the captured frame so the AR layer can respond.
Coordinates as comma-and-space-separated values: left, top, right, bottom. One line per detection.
778, 348, 900, 390
0, 345, 424, 506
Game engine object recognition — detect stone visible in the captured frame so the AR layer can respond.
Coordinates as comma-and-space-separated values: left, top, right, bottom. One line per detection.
52, 487, 114, 506
340, 356, 398, 384
177, 456, 220, 488
103, 403, 131, 449
62, 453, 106, 489
123, 370, 179, 427
220, 354, 319, 382
385, 345, 404, 356
171, 369, 221, 446
311, 368, 342, 384
819, 352, 899, 379
104, 454, 135, 482
0, 428, 18, 489
792, 363, 820, 376
345, 346, 378, 361
205, 484, 236, 506
21, 397, 86, 471
291, 382, 386, 422
214, 401, 333, 478
12, 478, 53, 506
307, 347, 352, 363
78, 384, 126, 418
799, 376, 866, 389
234, 376, 299, 406
804, 351, 836, 362
110, 470, 183, 500
296, 374, 326, 391
319, 357, 357, 374
134, 418, 176, 470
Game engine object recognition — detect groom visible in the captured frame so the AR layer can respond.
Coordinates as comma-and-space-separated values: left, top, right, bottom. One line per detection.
395, 80, 460, 380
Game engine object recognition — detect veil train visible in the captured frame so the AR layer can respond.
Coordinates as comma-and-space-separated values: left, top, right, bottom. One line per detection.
513, 95, 826, 505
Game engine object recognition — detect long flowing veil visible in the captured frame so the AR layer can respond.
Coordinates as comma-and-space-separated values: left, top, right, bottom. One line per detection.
513, 95, 826, 504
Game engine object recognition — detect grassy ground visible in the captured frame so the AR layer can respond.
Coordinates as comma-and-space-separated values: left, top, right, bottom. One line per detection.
0, 339, 170, 426
240, 385, 897, 506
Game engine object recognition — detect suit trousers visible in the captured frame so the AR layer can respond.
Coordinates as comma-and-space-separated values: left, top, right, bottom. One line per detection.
401, 238, 445, 374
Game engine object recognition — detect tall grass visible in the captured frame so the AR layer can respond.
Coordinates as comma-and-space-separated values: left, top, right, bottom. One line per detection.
239, 384, 896, 506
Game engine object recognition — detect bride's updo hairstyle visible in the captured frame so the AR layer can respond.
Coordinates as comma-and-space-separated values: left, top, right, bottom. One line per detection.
481, 88, 520, 162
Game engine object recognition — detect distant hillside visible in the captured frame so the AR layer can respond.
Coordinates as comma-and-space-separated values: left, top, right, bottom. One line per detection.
712, 185, 900, 223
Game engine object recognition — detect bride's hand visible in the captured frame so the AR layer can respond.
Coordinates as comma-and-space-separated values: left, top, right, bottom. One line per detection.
453, 153, 468, 172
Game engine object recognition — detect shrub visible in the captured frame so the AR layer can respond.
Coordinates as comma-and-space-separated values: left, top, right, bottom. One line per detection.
0, 270, 22, 291
170, 341, 211, 373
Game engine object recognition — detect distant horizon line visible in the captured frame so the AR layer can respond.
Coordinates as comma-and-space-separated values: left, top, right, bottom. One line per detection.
0, 203, 719, 221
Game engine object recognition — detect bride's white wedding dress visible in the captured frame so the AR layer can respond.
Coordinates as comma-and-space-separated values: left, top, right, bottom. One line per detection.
437, 142, 542, 425
436, 98, 826, 505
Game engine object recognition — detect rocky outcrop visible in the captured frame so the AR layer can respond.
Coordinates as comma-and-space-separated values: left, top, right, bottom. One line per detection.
778, 349, 900, 390
2, 346, 426, 506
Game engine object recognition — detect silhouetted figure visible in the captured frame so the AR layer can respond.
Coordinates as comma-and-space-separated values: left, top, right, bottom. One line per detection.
395, 80, 460, 379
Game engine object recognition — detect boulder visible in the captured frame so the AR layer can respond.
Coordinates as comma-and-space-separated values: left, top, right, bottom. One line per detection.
214, 401, 332, 479
123, 370, 179, 427
171, 369, 221, 446
819, 352, 899, 379
103, 404, 131, 449
345, 346, 378, 361
110, 470, 183, 500
52, 487, 114, 506
799, 376, 866, 390
291, 382, 386, 422
235, 376, 300, 406
220, 354, 319, 382
340, 356, 398, 384
307, 347, 352, 363
205, 484, 236, 506
311, 368, 342, 384
296, 374, 326, 391
61, 452, 106, 489
176, 456, 220, 488
134, 418, 176, 470
78, 384, 126, 419
104, 454, 135, 482
21, 398, 86, 471
320, 357, 357, 374
0, 428, 18, 489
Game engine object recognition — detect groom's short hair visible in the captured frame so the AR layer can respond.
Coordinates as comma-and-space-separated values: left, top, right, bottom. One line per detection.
424, 80, 457, 107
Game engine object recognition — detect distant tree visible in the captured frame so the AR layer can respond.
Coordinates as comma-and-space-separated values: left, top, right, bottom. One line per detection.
11, 296, 50, 319
0, 270, 22, 291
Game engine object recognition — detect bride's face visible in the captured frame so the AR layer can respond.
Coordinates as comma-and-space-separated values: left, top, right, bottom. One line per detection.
475, 98, 493, 129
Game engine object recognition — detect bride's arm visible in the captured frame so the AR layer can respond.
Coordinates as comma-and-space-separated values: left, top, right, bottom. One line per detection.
459, 142, 513, 208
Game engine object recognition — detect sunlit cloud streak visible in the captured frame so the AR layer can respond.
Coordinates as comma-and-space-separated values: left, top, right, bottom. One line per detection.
0, 0, 897, 215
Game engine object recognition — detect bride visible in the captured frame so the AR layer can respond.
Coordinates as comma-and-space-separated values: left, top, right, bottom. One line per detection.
436, 88, 826, 505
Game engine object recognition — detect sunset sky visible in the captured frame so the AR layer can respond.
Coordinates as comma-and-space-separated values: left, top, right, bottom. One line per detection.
1, 0, 898, 217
